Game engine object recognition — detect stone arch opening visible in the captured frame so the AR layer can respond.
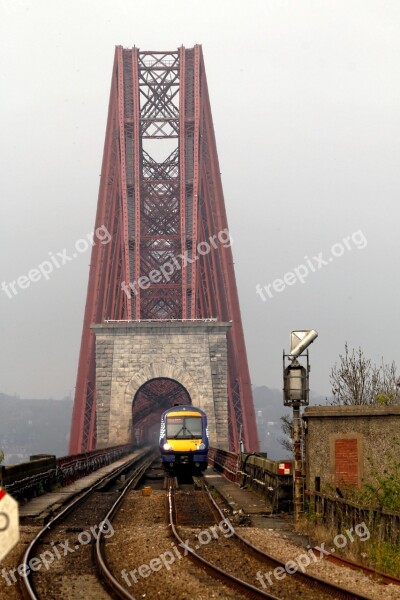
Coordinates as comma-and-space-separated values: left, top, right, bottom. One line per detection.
132, 377, 192, 445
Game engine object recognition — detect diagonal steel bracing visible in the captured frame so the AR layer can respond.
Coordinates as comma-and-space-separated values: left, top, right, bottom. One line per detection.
69, 45, 259, 453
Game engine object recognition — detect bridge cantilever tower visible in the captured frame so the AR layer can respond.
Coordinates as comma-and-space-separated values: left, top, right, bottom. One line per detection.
69, 45, 258, 454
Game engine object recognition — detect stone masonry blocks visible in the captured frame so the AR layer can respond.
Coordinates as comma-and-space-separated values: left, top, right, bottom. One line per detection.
92, 321, 230, 449
303, 405, 400, 491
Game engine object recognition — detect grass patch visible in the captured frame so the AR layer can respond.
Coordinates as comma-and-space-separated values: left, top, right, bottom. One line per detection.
298, 504, 400, 578
367, 540, 400, 577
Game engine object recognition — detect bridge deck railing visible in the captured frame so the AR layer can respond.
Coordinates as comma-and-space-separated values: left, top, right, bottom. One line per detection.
208, 447, 293, 512
0, 444, 135, 501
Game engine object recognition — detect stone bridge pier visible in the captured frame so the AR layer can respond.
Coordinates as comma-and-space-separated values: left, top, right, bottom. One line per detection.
92, 321, 230, 449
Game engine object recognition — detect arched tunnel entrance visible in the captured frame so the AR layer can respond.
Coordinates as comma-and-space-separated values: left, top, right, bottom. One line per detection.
93, 321, 230, 449
132, 377, 191, 446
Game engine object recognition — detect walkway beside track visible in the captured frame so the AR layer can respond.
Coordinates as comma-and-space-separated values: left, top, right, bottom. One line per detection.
203, 468, 308, 545
204, 468, 273, 515
19, 449, 145, 520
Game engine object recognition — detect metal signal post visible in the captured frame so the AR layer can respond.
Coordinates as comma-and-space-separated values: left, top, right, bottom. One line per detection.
283, 330, 318, 520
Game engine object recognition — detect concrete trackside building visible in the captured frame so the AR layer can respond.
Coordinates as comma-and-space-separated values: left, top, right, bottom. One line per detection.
303, 405, 400, 493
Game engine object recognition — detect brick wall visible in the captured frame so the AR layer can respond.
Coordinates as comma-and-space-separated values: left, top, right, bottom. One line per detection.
335, 438, 358, 486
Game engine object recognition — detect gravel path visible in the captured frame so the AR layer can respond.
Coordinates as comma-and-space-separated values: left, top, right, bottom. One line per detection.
26, 490, 118, 600
176, 490, 348, 600
105, 489, 246, 599
207, 482, 400, 599
241, 528, 400, 600
0, 524, 41, 600
3, 485, 398, 600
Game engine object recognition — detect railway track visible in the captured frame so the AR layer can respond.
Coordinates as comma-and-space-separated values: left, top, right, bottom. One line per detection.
313, 546, 400, 587
94, 462, 162, 599
19, 462, 390, 600
20, 448, 155, 600
100, 472, 248, 599
168, 480, 374, 600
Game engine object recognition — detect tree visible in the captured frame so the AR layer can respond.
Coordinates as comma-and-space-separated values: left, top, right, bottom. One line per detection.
330, 343, 400, 405
279, 414, 307, 459
279, 414, 293, 453
0, 449, 4, 464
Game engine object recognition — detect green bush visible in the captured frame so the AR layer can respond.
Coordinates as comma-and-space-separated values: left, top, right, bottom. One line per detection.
367, 540, 400, 577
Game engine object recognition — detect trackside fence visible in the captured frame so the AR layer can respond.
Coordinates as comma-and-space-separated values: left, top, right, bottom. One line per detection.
209, 447, 293, 512
306, 491, 400, 546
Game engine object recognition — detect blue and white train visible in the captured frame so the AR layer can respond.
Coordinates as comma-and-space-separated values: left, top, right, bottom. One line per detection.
159, 405, 209, 472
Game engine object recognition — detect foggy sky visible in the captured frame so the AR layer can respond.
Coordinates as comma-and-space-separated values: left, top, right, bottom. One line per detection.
1, 0, 399, 402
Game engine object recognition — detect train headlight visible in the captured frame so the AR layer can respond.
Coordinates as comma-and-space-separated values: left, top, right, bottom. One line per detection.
163, 443, 172, 451
197, 443, 206, 450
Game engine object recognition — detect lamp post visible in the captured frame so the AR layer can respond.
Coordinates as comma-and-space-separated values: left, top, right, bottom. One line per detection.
283, 330, 318, 521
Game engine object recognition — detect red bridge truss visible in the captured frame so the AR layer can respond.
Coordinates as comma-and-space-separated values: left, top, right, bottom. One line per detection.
69, 45, 259, 454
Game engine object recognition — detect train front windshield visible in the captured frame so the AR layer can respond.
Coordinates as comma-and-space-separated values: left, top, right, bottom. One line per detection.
166, 416, 203, 439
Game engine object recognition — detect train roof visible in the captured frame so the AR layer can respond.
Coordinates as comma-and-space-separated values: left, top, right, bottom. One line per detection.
161, 405, 206, 418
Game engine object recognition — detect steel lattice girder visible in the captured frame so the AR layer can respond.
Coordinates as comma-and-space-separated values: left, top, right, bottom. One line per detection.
69, 45, 259, 454
132, 378, 191, 433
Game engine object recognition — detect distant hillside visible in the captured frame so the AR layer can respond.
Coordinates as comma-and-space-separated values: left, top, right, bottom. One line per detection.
0, 386, 328, 465
253, 386, 284, 421
0, 394, 73, 464
252, 386, 329, 459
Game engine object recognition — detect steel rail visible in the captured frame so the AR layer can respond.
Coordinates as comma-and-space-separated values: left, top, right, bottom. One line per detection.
203, 483, 372, 600
168, 481, 281, 600
312, 546, 400, 588
20, 448, 154, 600
94, 456, 156, 599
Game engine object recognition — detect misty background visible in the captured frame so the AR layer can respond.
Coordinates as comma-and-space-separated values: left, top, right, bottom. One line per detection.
1, 1, 399, 458
1, 387, 325, 462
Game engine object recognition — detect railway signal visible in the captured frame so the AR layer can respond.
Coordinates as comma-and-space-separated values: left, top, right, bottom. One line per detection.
283, 330, 318, 521
0, 488, 19, 562
289, 330, 318, 358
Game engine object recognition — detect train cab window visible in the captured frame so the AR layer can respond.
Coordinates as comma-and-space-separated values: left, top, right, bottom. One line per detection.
167, 416, 203, 439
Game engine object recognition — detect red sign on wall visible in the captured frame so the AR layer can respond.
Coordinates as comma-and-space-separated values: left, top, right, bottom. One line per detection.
335, 439, 359, 487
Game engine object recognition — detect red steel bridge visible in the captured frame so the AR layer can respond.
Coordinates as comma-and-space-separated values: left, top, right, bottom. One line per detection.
69, 45, 258, 454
